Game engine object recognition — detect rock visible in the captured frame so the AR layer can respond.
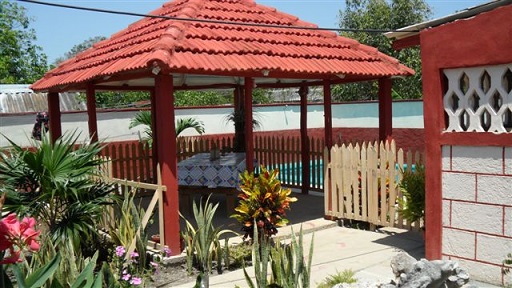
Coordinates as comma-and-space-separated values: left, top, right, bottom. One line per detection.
390, 252, 417, 277
331, 252, 471, 288
393, 254, 470, 288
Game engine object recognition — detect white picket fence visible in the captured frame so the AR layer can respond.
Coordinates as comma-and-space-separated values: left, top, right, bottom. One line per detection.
324, 140, 423, 230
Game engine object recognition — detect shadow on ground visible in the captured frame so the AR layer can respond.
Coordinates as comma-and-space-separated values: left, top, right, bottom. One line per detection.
142, 188, 325, 241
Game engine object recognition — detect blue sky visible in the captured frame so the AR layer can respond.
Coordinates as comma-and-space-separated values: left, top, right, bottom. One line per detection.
18, 0, 489, 64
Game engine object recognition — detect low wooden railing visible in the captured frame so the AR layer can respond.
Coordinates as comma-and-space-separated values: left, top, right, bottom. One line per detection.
99, 159, 166, 257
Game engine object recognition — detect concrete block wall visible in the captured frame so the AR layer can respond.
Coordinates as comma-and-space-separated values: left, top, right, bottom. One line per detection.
442, 145, 512, 285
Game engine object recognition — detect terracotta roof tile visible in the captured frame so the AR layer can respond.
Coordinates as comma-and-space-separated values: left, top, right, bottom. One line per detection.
31, 0, 414, 91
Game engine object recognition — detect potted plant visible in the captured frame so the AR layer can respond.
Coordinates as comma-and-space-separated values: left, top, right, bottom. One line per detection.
397, 163, 425, 231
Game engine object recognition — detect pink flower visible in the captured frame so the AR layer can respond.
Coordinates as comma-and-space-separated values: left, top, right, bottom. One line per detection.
115, 246, 125, 257
130, 251, 139, 258
121, 272, 131, 281
0, 214, 40, 264
164, 247, 171, 257
0, 248, 21, 264
130, 277, 142, 285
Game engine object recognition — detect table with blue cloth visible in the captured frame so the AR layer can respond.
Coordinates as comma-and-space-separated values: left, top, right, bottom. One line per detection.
177, 153, 246, 213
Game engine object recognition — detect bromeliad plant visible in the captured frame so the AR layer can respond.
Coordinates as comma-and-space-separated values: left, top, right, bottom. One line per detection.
231, 166, 297, 240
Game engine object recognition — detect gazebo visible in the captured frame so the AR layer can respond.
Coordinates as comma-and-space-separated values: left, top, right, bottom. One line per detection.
31, 0, 413, 255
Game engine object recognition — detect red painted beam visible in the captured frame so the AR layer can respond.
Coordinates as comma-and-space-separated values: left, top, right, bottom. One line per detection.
153, 74, 180, 256
378, 78, 393, 142
392, 34, 420, 51
86, 85, 98, 143
299, 85, 310, 195
47, 92, 62, 143
244, 78, 254, 173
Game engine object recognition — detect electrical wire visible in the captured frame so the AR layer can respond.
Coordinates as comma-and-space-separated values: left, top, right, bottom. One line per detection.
17, 0, 419, 34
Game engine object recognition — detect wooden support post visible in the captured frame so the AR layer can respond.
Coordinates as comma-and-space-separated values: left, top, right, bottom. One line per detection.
244, 78, 254, 172
299, 85, 309, 194
378, 78, 393, 142
86, 85, 98, 142
47, 92, 62, 143
154, 73, 180, 256
323, 80, 333, 149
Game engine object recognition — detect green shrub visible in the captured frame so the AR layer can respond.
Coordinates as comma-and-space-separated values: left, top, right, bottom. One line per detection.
397, 164, 425, 226
316, 269, 356, 288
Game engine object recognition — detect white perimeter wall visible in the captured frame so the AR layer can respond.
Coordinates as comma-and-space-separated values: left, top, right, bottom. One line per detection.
0, 101, 423, 147
442, 145, 512, 285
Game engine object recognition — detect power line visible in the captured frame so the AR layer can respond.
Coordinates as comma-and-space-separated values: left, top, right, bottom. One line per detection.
17, 0, 420, 34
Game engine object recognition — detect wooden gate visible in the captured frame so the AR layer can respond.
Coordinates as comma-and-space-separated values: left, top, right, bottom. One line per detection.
324, 140, 422, 230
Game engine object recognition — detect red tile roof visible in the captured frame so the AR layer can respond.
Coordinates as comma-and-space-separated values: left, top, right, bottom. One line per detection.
31, 0, 414, 91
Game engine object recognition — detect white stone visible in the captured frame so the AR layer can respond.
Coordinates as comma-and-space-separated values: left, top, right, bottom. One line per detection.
442, 145, 451, 171
443, 200, 451, 226
477, 234, 512, 265
477, 175, 512, 205
442, 228, 475, 259
451, 202, 503, 234
442, 172, 476, 201
456, 257, 504, 286
451, 146, 503, 174
506, 207, 512, 237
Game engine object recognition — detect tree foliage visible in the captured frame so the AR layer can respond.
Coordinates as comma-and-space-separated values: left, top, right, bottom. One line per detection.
53, 36, 106, 66
333, 0, 432, 101
0, 0, 48, 84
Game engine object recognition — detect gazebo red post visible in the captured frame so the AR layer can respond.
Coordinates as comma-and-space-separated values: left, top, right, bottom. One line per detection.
244, 77, 254, 172
86, 84, 99, 143
153, 72, 180, 255
47, 92, 62, 143
299, 85, 310, 194
378, 78, 393, 142
150, 89, 159, 183
323, 80, 333, 213
323, 80, 333, 149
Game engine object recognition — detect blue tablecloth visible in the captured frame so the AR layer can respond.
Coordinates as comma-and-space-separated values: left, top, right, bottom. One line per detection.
177, 153, 246, 188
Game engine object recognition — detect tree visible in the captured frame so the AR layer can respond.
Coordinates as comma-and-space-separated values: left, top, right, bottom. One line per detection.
333, 0, 432, 101
53, 36, 106, 66
0, 0, 48, 84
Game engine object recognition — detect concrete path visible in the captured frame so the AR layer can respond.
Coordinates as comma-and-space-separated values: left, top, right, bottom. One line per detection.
172, 218, 426, 287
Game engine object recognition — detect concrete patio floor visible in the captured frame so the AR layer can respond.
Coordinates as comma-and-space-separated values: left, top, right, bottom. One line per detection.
147, 190, 500, 287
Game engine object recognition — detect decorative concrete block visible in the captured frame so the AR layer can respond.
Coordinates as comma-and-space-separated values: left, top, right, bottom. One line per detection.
477, 234, 512, 265
442, 145, 451, 171
456, 257, 504, 286
451, 146, 502, 174
442, 172, 476, 201
443, 200, 451, 226
477, 175, 512, 205
451, 202, 502, 234
442, 228, 475, 259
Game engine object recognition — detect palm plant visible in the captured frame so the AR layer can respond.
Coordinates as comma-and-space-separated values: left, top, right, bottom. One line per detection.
128, 110, 205, 145
0, 131, 116, 251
